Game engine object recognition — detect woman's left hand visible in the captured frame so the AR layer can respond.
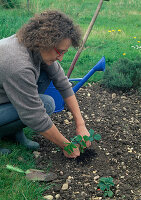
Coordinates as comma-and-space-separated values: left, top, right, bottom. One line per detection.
76, 124, 91, 148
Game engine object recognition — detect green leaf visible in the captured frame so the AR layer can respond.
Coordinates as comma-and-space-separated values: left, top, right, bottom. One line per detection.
75, 135, 82, 142
99, 183, 107, 191
107, 190, 114, 197
103, 191, 108, 197
72, 141, 76, 144
107, 177, 113, 182
89, 129, 94, 136
66, 149, 72, 154
89, 137, 94, 142
99, 177, 107, 182
106, 185, 110, 190
106, 177, 114, 185
94, 134, 101, 141
81, 140, 87, 147
79, 146, 84, 153
64, 146, 72, 154
70, 145, 74, 152
64, 142, 70, 145
83, 135, 89, 141
71, 144, 77, 149
99, 177, 114, 186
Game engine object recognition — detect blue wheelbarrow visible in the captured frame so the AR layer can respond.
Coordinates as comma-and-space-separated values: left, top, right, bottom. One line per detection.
44, 56, 105, 112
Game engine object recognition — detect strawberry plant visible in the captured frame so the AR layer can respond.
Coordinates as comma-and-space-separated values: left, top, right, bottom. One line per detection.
64, 129, 101, 154
97, 177, 115, 197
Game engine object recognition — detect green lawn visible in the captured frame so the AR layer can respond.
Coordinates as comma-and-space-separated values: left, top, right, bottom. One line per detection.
0, 0, 141, 199
0, 0, 141, 81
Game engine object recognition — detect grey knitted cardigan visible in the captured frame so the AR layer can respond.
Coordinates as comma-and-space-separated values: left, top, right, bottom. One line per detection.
0, 35, 74, 132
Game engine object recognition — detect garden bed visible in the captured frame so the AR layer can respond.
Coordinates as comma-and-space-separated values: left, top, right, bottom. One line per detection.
34, 83, 141, 200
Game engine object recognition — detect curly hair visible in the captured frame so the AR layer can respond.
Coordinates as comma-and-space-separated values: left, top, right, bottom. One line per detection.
16, 10, 81, 51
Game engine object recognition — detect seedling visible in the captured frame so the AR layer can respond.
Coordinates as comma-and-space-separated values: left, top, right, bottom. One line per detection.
97, 177, 115, 197
64, 129, 101, 154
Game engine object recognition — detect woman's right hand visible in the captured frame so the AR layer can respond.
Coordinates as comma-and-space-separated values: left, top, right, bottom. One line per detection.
63, 147, 80, 158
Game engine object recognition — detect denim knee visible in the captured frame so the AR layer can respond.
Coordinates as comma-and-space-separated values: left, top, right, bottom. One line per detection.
39, 94, 55, 115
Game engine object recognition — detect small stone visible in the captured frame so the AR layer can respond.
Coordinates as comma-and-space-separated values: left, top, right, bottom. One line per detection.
127, 147, 133, 153
64, 119, 70, 124
69, 115, 73, 120
43, 195, 53, 200
82, 174, 91, 177
66, 179, 71, 184
121, 95, 127, 99
115, 189, 120, 195
93, 170, 97, 174
91, 197, 102, 200
135, 119, 139, 123
84, 115, 89, 119
61, 182, 68, 190
33, 151, 40, 158
51, 150, 57, 153
112, 93, 116, 99
55, 194, 60, 199
96, 118, 101, 122
81, 191, 87, 196
94, 175, 100, 182
59, 171, 63, 176
67, 176, 73, 180
87, 93, 91, 97
67, 111, 72, 116
84, 183, 90, 187
123, 107, 127, 111
73, 191, 80, 194
88, 83, 92, 86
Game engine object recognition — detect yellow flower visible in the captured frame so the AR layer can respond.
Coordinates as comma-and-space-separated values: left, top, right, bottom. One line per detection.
134, 37, 136, 39
137, 41, 140, 43
108, 30, 111, 32
118, 29, 121, 32
123, 53, 126, 56
112, 30, 115, 32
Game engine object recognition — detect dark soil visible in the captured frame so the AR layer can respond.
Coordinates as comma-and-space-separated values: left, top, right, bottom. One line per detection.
34, 83, 141, 200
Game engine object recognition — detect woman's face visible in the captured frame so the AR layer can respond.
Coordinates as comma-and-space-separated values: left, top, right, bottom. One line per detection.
40, 38, 72, 65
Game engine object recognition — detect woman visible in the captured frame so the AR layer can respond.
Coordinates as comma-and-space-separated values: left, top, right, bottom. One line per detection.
0, 10, 91, 158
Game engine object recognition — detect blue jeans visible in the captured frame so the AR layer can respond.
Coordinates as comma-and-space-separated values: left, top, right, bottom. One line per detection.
0, 70, 55, 138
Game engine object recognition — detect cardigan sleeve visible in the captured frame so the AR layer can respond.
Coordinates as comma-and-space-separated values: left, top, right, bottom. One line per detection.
41, 61, 74, 99
3, 68, 53, 132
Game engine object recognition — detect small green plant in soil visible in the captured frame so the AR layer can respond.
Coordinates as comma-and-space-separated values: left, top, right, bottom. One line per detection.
64, 129, 101, 154
97, 177, 115, 197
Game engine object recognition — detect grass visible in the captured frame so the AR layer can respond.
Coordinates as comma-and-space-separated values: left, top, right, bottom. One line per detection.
0, 150, 45, 200
0, 0, 141, 199
0, 128, 53, 200
0, 0, 141, 81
